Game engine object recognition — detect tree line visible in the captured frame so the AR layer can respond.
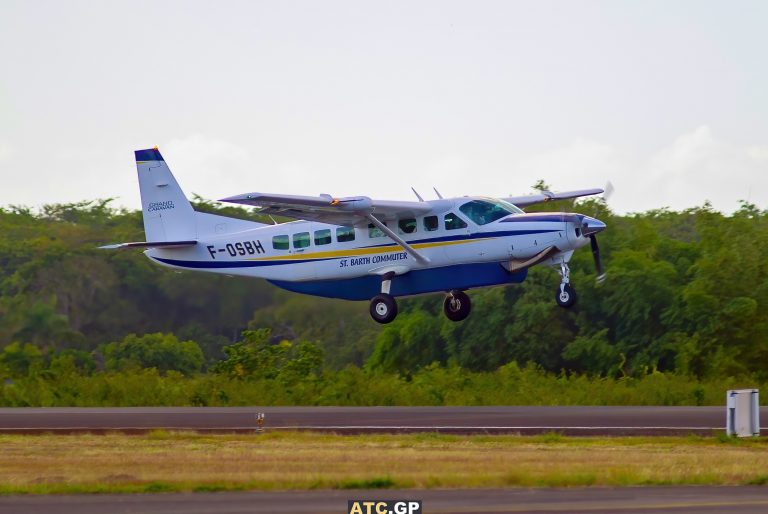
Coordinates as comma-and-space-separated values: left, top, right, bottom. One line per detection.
1, 191, 767, 406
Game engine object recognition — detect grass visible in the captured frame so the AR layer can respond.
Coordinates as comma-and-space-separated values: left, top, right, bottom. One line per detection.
0, 432, 767, 494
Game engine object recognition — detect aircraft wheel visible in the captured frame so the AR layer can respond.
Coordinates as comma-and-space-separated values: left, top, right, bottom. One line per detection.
370, 294, 398, 324
556, 283, 577, 308
443, 290, 471, 322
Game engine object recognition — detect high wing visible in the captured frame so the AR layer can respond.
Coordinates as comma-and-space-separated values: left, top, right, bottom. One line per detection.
504, 188, 603, 208
219, 192, 434, 264
219, 192, 433, 226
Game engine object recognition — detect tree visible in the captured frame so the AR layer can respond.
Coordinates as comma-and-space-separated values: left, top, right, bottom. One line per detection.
214, 329, 324, 381
101, 333, 204, 376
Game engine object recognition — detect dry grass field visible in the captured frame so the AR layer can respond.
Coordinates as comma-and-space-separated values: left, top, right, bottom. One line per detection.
1, 431, 767, 494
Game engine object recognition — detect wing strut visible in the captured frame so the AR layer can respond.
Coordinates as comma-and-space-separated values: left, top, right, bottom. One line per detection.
365, 214, 430, 265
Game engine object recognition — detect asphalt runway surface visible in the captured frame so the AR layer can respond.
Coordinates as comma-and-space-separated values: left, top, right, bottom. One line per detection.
0, 406, 764, 435
3, 487, 768, 514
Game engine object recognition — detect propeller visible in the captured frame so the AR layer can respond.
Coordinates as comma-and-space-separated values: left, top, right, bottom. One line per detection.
586, 181, 613, 284
589, 234, 606, 283
602, 181, 615, 203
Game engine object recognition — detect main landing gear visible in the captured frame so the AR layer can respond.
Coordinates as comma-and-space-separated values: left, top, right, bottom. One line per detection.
368, 273, 473, 324
555, 262, 577, 308
370, 293, 398, 324
370, 271, 398, 324
443, 290, 471, 322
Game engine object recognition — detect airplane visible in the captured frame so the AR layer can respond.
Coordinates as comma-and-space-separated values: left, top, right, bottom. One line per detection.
103, 147, 607, 324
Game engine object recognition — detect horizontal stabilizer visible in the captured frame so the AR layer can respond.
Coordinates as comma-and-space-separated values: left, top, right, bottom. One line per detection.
99, 240, 197, 250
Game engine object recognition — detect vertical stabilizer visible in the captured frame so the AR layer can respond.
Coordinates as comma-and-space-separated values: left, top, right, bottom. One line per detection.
135, 147, 196, 242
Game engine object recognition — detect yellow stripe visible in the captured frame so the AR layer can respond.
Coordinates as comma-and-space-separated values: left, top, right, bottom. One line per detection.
249, 238, 494, 262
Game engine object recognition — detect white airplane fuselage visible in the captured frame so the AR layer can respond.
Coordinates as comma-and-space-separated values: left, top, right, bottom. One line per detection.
106, 147, 607, 322
146, 198, 602, 301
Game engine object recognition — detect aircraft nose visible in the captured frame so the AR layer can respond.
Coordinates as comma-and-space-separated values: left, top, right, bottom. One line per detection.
581, 216, 606, 236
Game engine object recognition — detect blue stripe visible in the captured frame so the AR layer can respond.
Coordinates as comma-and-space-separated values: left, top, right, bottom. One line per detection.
366, 228, 560, 248
135, 148, 164, 161
501, 214, 581, 223
152, 256, 336, 268
414, 229, 559, 244
152, 228, 561, 270
269, 262, 528, 300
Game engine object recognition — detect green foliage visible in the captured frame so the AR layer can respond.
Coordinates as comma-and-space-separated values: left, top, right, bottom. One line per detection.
102, 333, 204, 376
0, 342, 42, 378
249, 292, 380, 369
213, 329, 323, 382
0, 363, 762, 407
366, 201, 768, 380
367, 310, 445, 373
0, 199, 274, 360
3, 196, 768, 407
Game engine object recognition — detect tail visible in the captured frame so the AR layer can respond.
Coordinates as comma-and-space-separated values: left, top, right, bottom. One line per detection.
101, 147, 266, 250
135, 147, 196, 242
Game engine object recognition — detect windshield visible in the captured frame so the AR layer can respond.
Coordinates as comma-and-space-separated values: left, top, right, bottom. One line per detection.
459, 198, 523, 225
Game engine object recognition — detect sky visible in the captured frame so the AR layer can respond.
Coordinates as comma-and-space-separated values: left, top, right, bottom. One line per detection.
1, 0, 767, 214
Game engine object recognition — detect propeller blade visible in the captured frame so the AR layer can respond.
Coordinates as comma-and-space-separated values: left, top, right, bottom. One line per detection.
590, 234, 606, 283
603, 181, 615, 202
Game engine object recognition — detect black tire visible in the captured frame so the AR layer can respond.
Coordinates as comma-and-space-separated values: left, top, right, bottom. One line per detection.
556, 283, 577, 308
370, 294, 398, 324
443, 290, 471, 322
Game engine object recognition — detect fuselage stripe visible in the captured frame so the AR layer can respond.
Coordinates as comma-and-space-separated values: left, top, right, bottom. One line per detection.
153, 228, 561, 270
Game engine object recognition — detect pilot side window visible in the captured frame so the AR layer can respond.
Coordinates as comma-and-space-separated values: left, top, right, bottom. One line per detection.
314, 229, 332, 246
459, 200, 512, 225
423, 216, 439, 231
368, 223, 387, 238
293, 232, 310, 249
444, 212, 467, 230
272, 234, 289, 250
336, 226, 356, 243
398, 218, 417, 234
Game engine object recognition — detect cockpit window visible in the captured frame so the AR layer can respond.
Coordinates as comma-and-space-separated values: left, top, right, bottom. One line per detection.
459, 199, 520, 225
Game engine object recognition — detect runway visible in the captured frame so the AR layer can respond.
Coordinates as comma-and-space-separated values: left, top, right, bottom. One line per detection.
1, 406, 763, 435
3, 487, 768, 514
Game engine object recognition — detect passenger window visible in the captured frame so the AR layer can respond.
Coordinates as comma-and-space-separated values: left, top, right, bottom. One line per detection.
423, 216, 439, 231
368, 223, 386, 238
272, 234, 289, 250
314, 229, 332, 246
293, 232, 310, 249
444, 212, 467, 230
336, 226, 356, 242
398, 218, 417, 234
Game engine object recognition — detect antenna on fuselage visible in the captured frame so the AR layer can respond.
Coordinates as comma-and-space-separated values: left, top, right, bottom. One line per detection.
411, 187, 424, 202
433, 187, 444, 200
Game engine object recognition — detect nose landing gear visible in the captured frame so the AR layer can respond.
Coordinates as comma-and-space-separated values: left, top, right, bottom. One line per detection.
443, 290, 471, 322
555, 262, 577, 308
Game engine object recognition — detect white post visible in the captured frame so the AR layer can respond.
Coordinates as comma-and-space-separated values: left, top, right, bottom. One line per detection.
726, 389, 759, 437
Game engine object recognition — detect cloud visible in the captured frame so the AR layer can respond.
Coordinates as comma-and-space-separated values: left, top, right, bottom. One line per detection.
511, 126, 768, 213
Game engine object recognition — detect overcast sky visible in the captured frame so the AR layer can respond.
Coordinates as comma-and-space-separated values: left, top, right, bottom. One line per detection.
1, 0, 766, 214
